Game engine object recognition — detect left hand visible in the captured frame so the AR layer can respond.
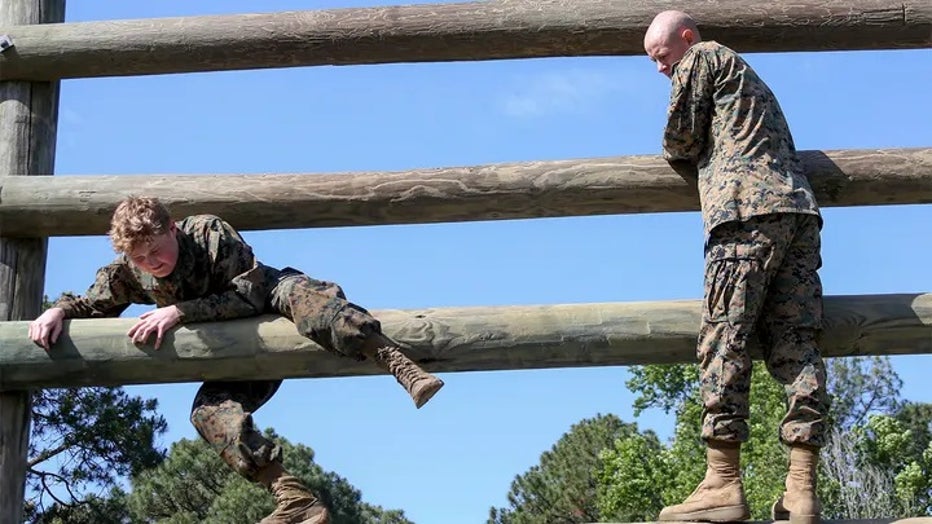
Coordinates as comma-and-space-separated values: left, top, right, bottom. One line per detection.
128, 305, 181, 350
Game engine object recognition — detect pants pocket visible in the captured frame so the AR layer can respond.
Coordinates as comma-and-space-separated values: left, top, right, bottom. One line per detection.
704, 244, 763, 325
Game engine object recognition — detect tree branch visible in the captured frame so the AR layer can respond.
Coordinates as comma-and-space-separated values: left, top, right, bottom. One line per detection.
28, 441, 71, 468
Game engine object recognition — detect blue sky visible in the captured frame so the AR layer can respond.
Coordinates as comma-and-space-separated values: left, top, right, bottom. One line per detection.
35, 1, 932, 522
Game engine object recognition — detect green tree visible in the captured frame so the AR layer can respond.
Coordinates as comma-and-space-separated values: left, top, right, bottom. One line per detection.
598, 362, 788, 520
818, 359, 930, 518
894, 401, 932, 462
128, 430, 411, 524
596, 356, 932, 519
595, 428, 670, 521
29, 490, 132, 524
25, 296, 168, 523
857, 414, 931, 515
820, 424, 913, 518
826, 356, 903, 430
488, 413, 655, 524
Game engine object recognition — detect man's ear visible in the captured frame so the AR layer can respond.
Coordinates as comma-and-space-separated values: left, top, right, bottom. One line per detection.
682, 28, 695, 45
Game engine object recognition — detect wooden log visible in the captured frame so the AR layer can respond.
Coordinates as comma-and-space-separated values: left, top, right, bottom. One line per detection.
0, 293, 928, 391
0, 0, 63, 521
1, 147, 930, 238
0, 0, 929, 80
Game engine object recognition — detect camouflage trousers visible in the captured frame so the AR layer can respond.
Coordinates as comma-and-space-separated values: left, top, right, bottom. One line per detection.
191, 272, 382, 481
699, 213, 829, 447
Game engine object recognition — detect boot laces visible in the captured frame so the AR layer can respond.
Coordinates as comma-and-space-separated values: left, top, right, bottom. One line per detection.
376, 347, 423, 384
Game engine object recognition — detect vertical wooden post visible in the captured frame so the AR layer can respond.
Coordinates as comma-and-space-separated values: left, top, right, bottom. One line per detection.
0, 1, 64, 522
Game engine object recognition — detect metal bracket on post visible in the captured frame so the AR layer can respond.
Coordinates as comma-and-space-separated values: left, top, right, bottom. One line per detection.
0, 35, 13, 52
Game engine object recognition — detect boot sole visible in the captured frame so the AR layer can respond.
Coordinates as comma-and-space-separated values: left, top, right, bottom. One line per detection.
413, 377, 444, 409
773, 508, 820, 524
659, 505, 750, 522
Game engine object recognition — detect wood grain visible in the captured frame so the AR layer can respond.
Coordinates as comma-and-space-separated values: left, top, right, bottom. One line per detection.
0, 0, 929, 80
1, 148, 929, 237
0, 293, 928, 390
0, 0, 63, 520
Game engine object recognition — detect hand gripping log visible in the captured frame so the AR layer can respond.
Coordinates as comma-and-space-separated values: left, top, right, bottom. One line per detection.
361, 343, 444, 409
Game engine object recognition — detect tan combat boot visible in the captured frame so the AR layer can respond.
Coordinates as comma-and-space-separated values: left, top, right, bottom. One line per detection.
771, 445, 821, 524
658, 441, 750, 522
257, 463, 330, 524
363, 335, 444, 409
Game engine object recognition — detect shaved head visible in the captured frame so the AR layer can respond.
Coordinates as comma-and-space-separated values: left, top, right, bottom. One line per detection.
645, 10, 700, 46
644, 10, 702, 78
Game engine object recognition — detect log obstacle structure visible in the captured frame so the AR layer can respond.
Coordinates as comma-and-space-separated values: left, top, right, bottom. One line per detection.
0, 0, 930, 522
0, 0, 930, 80
0, 147, 930, 237
0, 293, 929, 391
0, 0, 63, 521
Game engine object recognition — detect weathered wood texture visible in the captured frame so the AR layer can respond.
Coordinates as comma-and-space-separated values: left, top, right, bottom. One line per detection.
0, 0, 930, 80
0, 0, 63, 522
2, 147, 930, 238
0, 293, 928, 391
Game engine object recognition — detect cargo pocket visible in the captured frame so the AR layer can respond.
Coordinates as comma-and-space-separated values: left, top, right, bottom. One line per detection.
703, 243, 764, 325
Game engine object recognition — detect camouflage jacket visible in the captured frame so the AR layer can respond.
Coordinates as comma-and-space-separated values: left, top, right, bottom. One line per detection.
54, 215, 284, 323
663, 40, 820, 236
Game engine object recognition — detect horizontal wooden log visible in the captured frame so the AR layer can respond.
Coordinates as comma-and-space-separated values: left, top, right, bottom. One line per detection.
1, 148, 930, 238
0, 293, 928, 390
0, 0, 930, 80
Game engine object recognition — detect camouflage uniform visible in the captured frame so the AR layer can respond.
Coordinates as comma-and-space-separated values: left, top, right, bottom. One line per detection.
55, 215, 381, 480
663, 41, 829, 447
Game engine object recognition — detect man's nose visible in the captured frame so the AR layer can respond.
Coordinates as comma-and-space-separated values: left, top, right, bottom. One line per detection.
657, 62, 666, 74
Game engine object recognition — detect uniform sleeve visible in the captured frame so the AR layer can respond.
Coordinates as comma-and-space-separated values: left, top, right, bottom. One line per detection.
662, 50, 715, 164
174, 218, 269, 323
53, 263, 148, 318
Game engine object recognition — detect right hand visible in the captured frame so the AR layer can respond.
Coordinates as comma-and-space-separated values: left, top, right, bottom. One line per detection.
29, 307, 65, 351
